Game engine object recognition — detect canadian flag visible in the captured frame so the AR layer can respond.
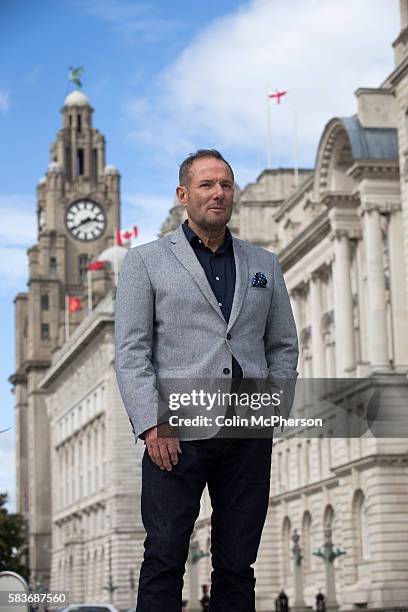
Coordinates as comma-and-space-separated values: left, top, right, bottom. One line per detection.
68, 296, 82, 313
269, 89, 287, 104
116, 226, 138, 246
87, 259, 106, 271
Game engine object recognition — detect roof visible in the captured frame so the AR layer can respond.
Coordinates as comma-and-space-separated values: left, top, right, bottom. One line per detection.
64, 90, 91, 107
339, 115, 398, 160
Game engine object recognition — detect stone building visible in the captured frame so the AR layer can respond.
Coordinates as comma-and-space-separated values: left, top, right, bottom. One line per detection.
12, 1, 408, 609
39, 291, 144, 609
10, 89, 126, 588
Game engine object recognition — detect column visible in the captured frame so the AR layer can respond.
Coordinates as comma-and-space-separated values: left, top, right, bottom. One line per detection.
333, 231, 355, 376
388, 209, 408, 366
363, 208, 389, 369
400, 0, 408, 29
310, 272, 326, 377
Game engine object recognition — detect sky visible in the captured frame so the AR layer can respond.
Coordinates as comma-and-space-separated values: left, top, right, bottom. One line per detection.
0, 0, 400, 510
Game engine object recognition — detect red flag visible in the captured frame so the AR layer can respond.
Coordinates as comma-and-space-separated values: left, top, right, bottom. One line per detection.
68, 296, 82, 313
269, 89, 287, 104
87, 259, 106, 271
117, 226, 138, 246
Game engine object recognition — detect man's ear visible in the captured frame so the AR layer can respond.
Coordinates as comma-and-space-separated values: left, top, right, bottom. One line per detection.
176, 185, 188, 207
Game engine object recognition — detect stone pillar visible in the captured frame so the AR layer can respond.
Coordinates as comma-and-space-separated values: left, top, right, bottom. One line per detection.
400, 0, 408, 29
387, 209, 408, 367
363, 208, 389, 369
310, 272, 325, 377
291, 529, 308, 612
332, 231, 355, 376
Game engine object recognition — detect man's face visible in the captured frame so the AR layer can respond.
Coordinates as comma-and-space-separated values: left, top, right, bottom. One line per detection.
177, 157, 234, 232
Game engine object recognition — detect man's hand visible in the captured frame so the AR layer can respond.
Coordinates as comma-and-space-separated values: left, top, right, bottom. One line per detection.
145, 423, 182, 471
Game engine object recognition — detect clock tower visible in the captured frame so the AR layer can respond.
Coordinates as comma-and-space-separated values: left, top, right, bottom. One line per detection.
11, 89, 121, 587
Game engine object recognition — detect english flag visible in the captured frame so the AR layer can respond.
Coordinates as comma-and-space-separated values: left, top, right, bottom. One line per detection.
269, 89, 287, 104
87, 259, 106, 271
68, 296, 82, 313
117, 226, 138, 246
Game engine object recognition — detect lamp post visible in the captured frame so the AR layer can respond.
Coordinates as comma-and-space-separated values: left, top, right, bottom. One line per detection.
312, 527, 346, 611
188, 540, 210, 611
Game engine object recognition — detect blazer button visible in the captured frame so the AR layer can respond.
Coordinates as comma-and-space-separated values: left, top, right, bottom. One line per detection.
227, 333, 231, 340
223, 368, 230, 375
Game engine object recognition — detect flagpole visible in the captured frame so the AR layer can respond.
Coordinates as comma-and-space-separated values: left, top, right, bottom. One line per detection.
65, 294, 69, 341
87, 270, 92, 313
266, 87, 272, 169
292, 108, 299, 188
114, 228, 119, 286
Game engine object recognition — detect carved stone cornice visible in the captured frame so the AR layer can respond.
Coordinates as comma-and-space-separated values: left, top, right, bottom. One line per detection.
278, 210, 330, 271
347, 159, 399, 181
321, 191, 358, 209
333, 453, 408, 477
329, 227, 362, 241
359, 199, 401, 214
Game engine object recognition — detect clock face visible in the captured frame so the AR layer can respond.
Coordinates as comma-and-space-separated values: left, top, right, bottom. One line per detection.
65, 200, 106, 241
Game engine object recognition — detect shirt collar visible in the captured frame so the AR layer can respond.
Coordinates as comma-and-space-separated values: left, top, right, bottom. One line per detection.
182, 220, 233, 253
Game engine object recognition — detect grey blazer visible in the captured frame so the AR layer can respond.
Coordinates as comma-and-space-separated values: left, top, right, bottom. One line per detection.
114, 224, 298, 442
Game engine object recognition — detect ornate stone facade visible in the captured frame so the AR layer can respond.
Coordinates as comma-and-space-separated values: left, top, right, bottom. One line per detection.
40, 292, 144, 609
11, 89, 122, 588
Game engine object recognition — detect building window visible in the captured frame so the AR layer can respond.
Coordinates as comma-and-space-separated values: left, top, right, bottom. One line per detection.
77, 148, 84, 175
353, 489, 370, 562
302, 511, 312, 571
41, 323, 50, 340
282, 517, 292, 575
92, 148, 98, 181
41, 294, 49, 310
65, 146, 71, 179
77, 114, 82, 132
50, 257, 57, 274
79, 254, 89, 283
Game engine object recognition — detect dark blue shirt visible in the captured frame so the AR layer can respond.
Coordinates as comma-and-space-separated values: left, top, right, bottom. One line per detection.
182, 220, 242, 379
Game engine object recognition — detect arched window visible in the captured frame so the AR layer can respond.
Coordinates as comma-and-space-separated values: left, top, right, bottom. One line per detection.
352, 490, 370, 561
282, 517, 292, 575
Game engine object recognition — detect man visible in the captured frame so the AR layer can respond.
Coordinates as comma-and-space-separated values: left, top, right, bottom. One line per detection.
115, 149, 298, 611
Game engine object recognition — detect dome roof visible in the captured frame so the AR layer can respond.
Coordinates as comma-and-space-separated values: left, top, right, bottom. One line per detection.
104, 164, 119, 175
98, 245, 128, 271
48, 162, 62, 173
64, 90, 90, 107
339, 115, 398, 160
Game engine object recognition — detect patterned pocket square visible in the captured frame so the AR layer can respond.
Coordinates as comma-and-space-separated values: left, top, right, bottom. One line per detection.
251, 272, 268, 288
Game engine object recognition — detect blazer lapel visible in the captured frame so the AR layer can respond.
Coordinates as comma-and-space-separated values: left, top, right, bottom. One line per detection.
227, 240, 248, 331
169, 226, 226, 323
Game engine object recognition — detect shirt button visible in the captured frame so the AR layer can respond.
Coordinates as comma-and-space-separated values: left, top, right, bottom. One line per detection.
218, 302, 222, 307
223, 368, 230, 375
227, 333, 231, 340
215, 276, 220, 281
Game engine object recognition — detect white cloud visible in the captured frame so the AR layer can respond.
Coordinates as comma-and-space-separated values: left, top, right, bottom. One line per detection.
0, 89, 10, 112
0, 195, 36, 246
0, 195, 35, 291
125, 0, 399, 175
0, 429, 16, 512
80, 0, 180, 42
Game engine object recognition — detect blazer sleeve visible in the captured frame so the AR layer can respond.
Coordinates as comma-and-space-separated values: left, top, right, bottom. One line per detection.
114, 247, 159, 441
264, 254, 299, 417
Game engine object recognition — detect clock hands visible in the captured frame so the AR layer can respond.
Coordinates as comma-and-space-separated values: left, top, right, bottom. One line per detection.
72, 215, 96, 230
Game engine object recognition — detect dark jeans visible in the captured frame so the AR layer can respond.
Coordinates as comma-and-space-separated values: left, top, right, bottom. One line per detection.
136, 437, 272, 612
